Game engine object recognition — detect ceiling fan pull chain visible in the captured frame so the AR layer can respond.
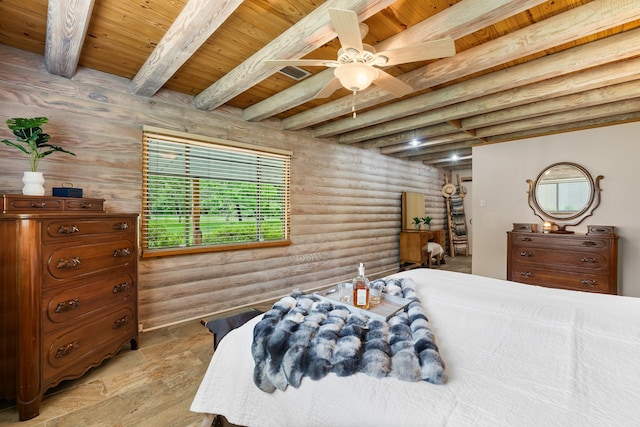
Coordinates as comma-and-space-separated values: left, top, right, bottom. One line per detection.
352, 91, 357, 118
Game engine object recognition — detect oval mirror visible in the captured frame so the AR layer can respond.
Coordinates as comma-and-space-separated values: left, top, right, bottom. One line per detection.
527, 162, 602, 230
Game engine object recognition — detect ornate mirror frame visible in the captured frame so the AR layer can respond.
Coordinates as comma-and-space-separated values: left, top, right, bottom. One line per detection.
526, 162, 603, 233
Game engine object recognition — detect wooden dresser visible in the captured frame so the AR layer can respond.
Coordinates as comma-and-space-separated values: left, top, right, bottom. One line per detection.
507, 226, 618, 294
400, 229, 446, 266
0, 195, 139, 421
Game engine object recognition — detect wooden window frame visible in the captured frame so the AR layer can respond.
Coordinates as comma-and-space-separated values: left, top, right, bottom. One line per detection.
141, 126, 291, 258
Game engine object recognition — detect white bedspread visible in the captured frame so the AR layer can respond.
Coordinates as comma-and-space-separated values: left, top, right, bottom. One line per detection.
191, 269, 640, 427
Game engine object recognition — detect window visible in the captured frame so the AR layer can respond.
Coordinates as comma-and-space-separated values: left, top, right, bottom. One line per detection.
537, 179, 590, 214
141, 126, 291, 257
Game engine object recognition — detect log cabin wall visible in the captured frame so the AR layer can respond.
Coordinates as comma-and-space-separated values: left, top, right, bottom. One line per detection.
0, 45, 445, 330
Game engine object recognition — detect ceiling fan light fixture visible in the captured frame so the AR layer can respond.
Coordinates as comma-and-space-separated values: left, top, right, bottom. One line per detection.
334, 62, 379, 92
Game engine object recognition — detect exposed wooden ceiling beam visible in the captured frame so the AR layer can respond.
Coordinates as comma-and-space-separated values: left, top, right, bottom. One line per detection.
425, 158, 473, 168
44, 0, 95, 78
130, 0, 243, 97
193, 0, 395, 111
283, 0, 640, 132
476, 98, 640, 139
462, 79, 640, 132
484, 111, 640, 143
414, 148, 473, 163
387, 86, 640, 150
355, 123, 460, 149
380, 133, 473, 155
426, 161, 473, 171
242, 0, 545, 122
337, 45, 640, 144
391, 87, 640, 160
398, 141, 474, 159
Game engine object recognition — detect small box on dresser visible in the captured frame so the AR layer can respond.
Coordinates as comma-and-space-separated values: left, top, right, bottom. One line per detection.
0, 194, 139, 421
507, 226, 618, 294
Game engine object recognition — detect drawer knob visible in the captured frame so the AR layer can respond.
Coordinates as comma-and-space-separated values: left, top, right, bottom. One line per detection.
519, 251, 532, 257
519, 272, 533, 277
112, 282, 130, 293
55, 298, 80, 313
113, 248, 131, 257
30, 202, 47, 208
55, 341, 79, 359
582, 241, 597, 246
521, 237, 532, 241
580, 279, 598, 287
114, 222, 129, 231
57, 225, 80, 234
79, 203, 92, 209
56, 257, 81, 269
581, 257, 597, 264
113, 315, 130, 329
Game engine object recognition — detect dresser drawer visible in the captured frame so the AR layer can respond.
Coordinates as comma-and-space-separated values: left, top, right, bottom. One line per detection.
43, 305, 136, 380
510, 265, 612, 293
43, 239, 136, 286
587, 225, 615, 235
43, 273, 136, 331
510, 234, 610, 250
63, 198, 104, 211
43, 217, 136, 241
4, 196, 63, 212
512, 247, 610, 273
2, 195, 104, 213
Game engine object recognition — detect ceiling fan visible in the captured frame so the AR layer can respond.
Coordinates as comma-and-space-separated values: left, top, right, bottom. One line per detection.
266, 8, 456, 99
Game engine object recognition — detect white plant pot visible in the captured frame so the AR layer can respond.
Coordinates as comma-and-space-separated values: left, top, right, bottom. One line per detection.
22, 171, 45, 196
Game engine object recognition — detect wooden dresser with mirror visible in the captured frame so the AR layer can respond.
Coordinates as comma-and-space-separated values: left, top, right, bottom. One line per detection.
507, 162, 618, 294
0, 194, 139, 421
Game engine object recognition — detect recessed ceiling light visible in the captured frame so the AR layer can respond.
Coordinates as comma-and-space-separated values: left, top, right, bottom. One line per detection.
410, 139, 419, 146
451, 154, 459, 161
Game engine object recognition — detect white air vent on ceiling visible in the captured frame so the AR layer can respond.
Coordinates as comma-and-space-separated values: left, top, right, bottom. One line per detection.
277, 66, 311, 81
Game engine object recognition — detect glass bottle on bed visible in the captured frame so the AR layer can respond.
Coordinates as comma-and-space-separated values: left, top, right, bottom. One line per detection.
352, 263, 370, 309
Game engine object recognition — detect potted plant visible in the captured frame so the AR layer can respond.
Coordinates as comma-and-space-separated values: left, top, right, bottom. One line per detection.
412, 217, 422, 230
422, 216, 433, 230
2, 117, 75, 195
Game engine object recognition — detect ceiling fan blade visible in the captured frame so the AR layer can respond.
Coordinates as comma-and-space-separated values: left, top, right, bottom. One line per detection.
376, 37, 456, 66
313, 77, 344, 99
373, 69, 414, 98
266, 59, 339, 68
329, 8, 364, 53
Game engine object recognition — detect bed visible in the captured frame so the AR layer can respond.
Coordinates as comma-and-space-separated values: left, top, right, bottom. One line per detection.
191, 269, 640, 427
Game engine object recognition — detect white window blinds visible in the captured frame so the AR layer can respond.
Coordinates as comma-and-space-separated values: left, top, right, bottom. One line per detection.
141, 127, 291, 256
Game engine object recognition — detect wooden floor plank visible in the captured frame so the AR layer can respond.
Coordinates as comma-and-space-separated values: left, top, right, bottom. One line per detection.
0, 256, 471, 425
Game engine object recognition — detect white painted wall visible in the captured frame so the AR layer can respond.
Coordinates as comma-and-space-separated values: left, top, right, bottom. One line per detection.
472, 121, 640, 297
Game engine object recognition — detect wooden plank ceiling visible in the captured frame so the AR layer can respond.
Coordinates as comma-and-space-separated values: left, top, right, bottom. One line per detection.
1, 0, 640, 168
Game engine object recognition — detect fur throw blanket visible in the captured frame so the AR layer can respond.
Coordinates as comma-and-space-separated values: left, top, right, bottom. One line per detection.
251, 277, 446, 393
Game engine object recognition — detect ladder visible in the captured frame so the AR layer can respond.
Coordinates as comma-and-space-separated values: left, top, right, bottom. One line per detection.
442, 174, 469, 257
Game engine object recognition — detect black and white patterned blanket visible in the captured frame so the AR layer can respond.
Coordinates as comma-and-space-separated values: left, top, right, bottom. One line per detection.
251, 277, 446, 393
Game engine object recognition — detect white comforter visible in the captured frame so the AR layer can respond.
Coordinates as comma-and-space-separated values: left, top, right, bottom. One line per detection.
191, 269, 640, 427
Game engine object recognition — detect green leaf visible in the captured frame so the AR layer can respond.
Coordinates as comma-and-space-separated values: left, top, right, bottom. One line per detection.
1, 139, 30, 155
3, 117, 74, 171
5, 117, 48, 130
